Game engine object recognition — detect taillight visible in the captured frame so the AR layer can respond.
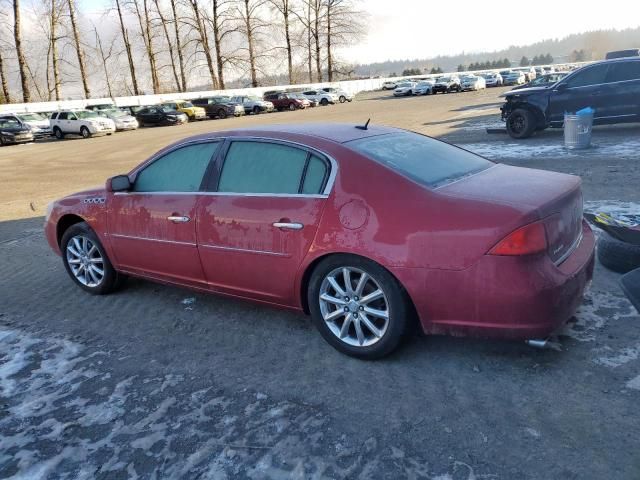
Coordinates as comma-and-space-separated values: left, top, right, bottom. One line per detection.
489, 221, 547, 256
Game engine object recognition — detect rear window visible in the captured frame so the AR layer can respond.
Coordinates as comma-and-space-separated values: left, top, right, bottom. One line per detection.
346, 132, 492, 188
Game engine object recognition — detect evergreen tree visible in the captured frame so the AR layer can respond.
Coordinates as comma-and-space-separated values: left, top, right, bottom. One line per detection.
520, 56, 530, 66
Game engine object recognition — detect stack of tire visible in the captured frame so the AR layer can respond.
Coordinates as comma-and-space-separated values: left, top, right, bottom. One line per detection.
598, 233, 640, 274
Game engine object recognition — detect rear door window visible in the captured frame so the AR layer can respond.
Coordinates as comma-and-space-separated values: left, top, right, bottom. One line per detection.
346, 132, 492, 188
217, 141, 328, 195
566, 64, 609, 88
133, 142, 220, 192
605, 61, 640, 83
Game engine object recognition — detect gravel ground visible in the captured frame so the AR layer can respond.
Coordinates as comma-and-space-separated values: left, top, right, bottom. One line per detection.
1, 87, 639, 479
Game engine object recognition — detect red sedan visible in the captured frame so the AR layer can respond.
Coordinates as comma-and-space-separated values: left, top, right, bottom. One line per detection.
45, 124, 595, 359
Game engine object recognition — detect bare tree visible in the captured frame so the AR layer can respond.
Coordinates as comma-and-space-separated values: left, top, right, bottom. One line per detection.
268, 0, 294, 84
67, 0, 91, 98
202, 0, 238, 90
325, 0, 363, 81
153, 0, 181, 91
187, 0, 218, 89
169, 0, 187, 91
49, 0, 63, 100
236, 0, 269, 87
115, 0, 140, 95
132, 0, 160, 93
13, 0, 31, 102
93, 25, 115, 98
0, 49, 10, 102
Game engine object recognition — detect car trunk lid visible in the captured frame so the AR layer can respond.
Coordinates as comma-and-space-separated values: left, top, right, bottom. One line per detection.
439, 164, 583, 263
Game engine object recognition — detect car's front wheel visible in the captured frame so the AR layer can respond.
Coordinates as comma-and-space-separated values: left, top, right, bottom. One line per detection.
320, 98, 329, 106
53, 127, 64, 139
308, 255, 409, 359
506, 108, 537, 139
217, 108, 227, 119
339, 95, 346, 103
252, 106, 260, 114
80, 126, 91, 139
61, 222, 125, 294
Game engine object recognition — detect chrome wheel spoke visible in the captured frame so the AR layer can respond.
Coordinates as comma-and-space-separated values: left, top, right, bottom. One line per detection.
320, 293, 346, 307
353, 318, 365, 345
363, 306, 389, 320
68, 258, 82, 265
342, 268, 352, 294
72, 237, 82, 254
327, 276, 346, 297
90, 264, 104, 277
324, 309, 345, 322
360, 289, 383, 305
339, 314, 353, 338
360, 314, 383, 338
355, 272, 369, 296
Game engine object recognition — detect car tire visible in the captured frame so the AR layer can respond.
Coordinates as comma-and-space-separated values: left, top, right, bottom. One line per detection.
506, 108, 537, 139
320, 98, 329, 106
0, 136, 4, 146
252, 106, 260, 114
308, 254, 409, 360
80, 126, 91, 139
339, 95, 346, 103
61, 222, 126, 295
53, 127, 64, 139
289, 103, 296, 111
597, 232, 640, 274
217, 108, 227, 119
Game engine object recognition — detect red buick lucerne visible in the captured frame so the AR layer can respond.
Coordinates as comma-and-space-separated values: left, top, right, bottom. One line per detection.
45, 123, 595, 359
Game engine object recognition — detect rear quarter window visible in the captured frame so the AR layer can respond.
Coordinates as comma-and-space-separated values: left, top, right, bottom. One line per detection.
346, 132, 492, 188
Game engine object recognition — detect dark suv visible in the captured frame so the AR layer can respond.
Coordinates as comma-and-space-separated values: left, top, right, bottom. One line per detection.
501, 57, 640, 138
190, 96, 245, 119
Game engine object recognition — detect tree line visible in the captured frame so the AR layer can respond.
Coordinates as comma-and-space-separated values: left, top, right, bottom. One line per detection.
0, 0, 366, 104
519, 53, 554, 66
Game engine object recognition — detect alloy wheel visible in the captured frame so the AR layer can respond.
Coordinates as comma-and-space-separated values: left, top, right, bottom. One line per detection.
66, 235, 105, 287
319, 267, 390, 347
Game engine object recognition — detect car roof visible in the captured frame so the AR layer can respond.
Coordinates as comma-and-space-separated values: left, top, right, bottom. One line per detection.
189, 123, 402, 145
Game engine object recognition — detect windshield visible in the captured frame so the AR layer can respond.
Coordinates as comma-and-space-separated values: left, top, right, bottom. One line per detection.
397, 83, 412, 88
0, 118, 21, 128
105, 109, 128, 118
17, 113, 44, 121
436, 77, 448, 82
346, 132, 492, 188
160, 106, 176, 113
500, 71, 511, 75
76, 111, 99, 119
248, 96, 261, 101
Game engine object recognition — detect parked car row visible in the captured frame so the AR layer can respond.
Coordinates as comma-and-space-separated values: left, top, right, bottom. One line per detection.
0, 86, 355, 145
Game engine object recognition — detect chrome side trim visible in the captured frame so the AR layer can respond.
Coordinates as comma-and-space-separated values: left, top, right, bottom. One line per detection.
111, 233, 197, 247
114, 191, 328, 199
554, 230, 584, 266
199, 243, 290, 257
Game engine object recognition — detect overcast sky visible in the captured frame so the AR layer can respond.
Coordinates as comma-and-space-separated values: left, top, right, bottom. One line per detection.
343, 0, 639, 64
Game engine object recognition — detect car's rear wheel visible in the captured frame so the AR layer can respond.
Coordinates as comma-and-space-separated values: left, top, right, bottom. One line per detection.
308, 255, 409, 359
506, 108, 537, 139
252, 106, 260, 114
53, 127, 64, 139
339, 95, 346, 103
61, 222, 125, 294
80, 126, 91, 139
217, 108, 227, 119
289, 103, 296, 111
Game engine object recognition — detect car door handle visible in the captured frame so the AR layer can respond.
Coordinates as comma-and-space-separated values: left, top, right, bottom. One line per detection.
167, 215, 190, 223
273, 222, 303, 230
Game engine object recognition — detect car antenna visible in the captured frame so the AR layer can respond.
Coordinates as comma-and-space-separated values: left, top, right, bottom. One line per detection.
355, 118, 370, 130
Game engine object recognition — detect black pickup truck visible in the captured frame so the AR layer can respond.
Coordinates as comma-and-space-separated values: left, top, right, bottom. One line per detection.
500, 57, 640, 138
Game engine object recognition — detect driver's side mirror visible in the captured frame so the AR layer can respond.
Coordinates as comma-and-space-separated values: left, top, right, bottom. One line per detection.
108, 175, 132, 192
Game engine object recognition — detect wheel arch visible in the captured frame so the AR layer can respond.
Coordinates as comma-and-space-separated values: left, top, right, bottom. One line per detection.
508, 102, 546, 127
298, 252, 420, 330
56, 214, 87, 247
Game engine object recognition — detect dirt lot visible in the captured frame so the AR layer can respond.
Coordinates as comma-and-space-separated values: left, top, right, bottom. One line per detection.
1, 87, 639, 479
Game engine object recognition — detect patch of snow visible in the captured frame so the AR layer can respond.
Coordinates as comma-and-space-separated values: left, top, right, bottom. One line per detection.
626, 375, 640, 390
460, 139, 640, 160
595, 345, 640, 368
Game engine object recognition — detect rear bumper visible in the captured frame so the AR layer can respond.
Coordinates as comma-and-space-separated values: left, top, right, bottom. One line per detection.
391, 221, 596, 340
